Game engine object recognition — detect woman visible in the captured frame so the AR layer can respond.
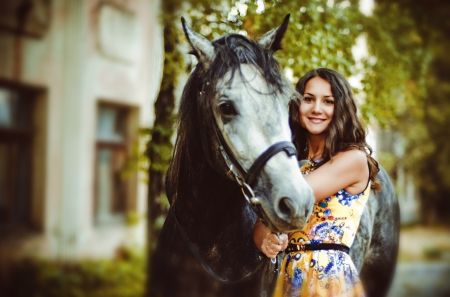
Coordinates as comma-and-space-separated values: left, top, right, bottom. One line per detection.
254, 68, 381, 296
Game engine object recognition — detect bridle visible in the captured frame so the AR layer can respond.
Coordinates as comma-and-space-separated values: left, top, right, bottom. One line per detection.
197, 89, 297, 215
172, 84, 297, 283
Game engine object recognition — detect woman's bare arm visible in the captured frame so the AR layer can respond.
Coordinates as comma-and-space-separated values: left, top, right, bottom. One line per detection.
305, 149, 369, 202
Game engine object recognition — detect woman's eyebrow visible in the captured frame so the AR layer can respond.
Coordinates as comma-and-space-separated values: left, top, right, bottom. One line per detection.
305, 92, 334, 97
304, 92, 334, 97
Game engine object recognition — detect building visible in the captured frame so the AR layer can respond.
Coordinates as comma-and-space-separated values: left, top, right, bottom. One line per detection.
0, 0, 163, 275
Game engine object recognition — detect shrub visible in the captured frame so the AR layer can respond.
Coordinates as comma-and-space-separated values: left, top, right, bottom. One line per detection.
4, 246, 145, 297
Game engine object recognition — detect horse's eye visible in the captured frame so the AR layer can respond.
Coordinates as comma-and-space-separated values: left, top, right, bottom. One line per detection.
219, 102, 236, 116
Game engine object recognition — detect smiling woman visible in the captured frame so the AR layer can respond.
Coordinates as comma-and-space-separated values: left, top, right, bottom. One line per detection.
254, 68, 384, 297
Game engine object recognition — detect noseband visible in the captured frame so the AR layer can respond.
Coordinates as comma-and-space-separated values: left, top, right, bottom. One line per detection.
198, 89, 297, 210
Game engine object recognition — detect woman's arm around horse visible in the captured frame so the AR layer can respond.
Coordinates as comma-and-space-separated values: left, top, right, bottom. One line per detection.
254, 148, 369, 258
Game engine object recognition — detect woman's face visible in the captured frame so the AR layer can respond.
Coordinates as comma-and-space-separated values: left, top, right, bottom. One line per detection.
299, 76, 335, 136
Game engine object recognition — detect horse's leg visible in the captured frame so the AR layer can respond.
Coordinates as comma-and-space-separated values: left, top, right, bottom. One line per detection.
358, 167, 400, 297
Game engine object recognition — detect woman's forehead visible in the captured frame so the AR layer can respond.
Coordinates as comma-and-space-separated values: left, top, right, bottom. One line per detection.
304, 77, 333, 96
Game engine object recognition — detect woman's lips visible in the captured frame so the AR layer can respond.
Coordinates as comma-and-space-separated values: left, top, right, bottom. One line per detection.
308, 117, 326, 123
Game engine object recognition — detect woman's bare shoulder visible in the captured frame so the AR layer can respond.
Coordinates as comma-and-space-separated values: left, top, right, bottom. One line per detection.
329, 149, 367, 170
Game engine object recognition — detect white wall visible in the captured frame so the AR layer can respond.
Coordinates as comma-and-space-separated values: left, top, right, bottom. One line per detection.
0, 0, 163, 261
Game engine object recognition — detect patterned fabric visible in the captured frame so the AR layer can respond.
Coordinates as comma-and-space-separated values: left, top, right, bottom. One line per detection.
273, 162, 370, 297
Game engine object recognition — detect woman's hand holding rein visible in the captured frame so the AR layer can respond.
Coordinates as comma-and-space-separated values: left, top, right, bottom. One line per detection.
253, 219, 288, 259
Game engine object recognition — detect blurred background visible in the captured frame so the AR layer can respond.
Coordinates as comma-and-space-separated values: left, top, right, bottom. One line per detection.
0, 0, 449, 296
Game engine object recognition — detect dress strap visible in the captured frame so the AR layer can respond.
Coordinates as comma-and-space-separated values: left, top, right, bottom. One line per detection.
285, 243, 350, 254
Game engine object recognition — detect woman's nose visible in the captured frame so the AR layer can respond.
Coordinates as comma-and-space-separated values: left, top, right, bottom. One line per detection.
312, 101, 322, 113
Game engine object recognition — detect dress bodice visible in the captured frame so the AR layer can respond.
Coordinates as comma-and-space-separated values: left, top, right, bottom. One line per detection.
289, 162, 370, 248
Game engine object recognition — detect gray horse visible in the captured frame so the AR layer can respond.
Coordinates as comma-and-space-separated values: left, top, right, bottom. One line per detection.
148, 15, 399, 297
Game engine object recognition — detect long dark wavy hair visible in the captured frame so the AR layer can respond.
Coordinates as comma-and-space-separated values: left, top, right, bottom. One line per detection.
289, 68, 381, 193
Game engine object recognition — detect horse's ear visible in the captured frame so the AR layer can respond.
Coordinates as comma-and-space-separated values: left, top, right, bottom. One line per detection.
257, 14, 290, 51
181, 17, 215, 66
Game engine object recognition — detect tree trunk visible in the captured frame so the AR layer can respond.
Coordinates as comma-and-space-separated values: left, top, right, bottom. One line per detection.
145, 19, 179, 296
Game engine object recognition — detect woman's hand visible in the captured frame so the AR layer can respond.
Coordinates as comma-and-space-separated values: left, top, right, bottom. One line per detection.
262, 232, 288, 259
253, 219, 288, 259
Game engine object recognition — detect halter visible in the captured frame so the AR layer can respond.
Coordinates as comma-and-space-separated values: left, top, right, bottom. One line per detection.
198, 89, 297, 213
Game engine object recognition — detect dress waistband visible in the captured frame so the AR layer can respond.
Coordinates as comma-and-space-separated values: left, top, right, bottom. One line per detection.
285, 243, 350, 254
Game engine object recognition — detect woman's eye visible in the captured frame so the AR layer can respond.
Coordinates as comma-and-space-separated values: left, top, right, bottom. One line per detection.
303, 97, 314, 102
325, 100, 335, 104
219, 103, 236, 115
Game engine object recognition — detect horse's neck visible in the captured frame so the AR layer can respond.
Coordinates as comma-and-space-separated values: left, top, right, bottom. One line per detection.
176, 167, 243, 239
173, 165, 260, 277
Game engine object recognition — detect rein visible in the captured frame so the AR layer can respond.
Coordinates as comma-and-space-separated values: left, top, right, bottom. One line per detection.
172, 206, 267, 283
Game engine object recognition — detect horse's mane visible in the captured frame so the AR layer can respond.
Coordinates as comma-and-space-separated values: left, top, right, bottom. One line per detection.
166, 34, 291, 203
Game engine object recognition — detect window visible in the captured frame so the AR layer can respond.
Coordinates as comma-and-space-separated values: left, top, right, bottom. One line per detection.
95, 104, 130, 223
0, 87, 35, 227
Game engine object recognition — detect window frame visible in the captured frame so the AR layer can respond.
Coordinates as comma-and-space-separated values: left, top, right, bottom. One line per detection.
94, 101, 134, 224
0, 80, 42, 229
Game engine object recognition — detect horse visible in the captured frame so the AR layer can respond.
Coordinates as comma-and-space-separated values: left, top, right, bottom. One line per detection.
149, 16, 399, 297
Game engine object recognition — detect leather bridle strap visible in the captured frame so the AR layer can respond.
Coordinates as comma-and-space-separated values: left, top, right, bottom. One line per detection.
197, 89, 297, 205
246, 141, 297, 186
214, 123, 248, 178
212, 114, 297, 187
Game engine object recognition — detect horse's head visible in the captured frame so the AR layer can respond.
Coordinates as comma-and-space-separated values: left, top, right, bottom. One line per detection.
178, 16, 314, 232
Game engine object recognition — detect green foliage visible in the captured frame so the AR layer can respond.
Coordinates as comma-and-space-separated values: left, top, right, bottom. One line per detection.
378, 151, 397, 179
126, 210, 142, 227
240, 0, 364, 81
122, 129, 151, 183
423, 247, 442, 261
6, 247, 145, 297
146, 123, 176, 174
363, 0, 450, 224
185, 0, 365, 82
361, 1, 430, 126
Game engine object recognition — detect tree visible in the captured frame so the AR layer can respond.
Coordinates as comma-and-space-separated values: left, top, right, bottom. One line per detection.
145, 1, 233, 295
362, 0, 450, 224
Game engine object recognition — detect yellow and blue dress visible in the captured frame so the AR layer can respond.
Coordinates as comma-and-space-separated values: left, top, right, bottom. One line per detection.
273, 162, 369, 297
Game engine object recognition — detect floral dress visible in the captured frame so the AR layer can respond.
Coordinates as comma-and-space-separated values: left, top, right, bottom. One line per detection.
273, 162, 369, 297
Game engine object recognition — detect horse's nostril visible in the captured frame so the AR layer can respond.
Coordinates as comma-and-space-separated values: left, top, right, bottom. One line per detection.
278, 197, 295, 217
